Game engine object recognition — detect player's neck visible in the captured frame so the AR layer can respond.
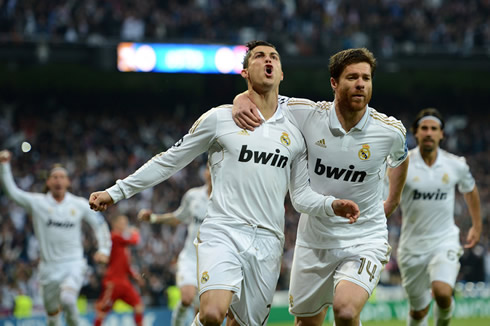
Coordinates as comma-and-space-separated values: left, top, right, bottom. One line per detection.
249, 88, 278, 121
335, 103, 366, 132
420, 147, 438, 166
52, 192, 66, 203
206, 184, 212, 197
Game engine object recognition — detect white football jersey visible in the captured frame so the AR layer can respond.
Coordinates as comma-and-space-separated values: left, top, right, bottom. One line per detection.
283, 97, 408, 248
107, 102, 336, 240
398, 147, 475, 254
0, 163, 111, 263
173, 185, 208, 259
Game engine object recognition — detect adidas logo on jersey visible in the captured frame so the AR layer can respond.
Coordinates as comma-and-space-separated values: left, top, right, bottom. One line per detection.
315, 139, 326, 148
238, 129, 250, 136
238, 145, 288, 168
413, 189, 448, 200
314, 158, 367, 182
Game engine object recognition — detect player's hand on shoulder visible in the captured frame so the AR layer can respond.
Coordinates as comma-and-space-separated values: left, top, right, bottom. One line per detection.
137, 209, 152, 222
232, 91, 262, 131
93, 251, 109, 264
0, 150, 11, 163
89, 191, 113, 211
332, 199, 360, 224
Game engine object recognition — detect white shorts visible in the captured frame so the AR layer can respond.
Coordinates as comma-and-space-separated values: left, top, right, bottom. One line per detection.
39, 259, 87, 313
196, 222, 283, 326
398, 244, 462, 311
289, 242, 391, 317
176, 247, 198, 288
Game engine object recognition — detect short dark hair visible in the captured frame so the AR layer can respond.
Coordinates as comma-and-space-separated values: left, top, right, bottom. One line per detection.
242, 40, 277, 69
412, 107, 445, 134
329, 48, 377, 80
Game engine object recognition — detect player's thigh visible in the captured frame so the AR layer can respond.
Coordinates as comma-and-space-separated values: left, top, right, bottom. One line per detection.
229, 229, 282, 326
333, 242, 392, 301
398, 252, 432, 310
95, 280, 116, 312
42, 282, 61, 314
176, 251, 198, 289
289, 245, 337, 318
428, 244, 462, 288
119, 280, 142, 307
60, 260, 87, 294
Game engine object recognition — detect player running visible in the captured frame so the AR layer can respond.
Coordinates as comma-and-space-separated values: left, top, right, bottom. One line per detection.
233, 48, 409, 326
94, 214, 144, 326
397, 108, 482, 326
0, 149, 111, 326
88, 40, 360, 326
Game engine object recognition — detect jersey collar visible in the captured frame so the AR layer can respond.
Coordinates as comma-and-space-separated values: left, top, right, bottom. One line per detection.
329, 103, 370, 134
414, 146, 442, 168
257, 101, 285, 123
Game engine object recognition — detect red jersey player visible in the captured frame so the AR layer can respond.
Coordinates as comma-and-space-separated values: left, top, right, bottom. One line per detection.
94, 215, 144, 326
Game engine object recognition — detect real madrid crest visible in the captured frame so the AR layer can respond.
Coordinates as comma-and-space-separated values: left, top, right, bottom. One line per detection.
201, 271, 209, 284
280, 132, 291, 146
442, 173, 449, 184
358, 144, 371, 160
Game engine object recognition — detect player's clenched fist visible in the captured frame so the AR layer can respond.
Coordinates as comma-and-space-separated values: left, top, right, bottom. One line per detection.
332, 199, 360, 224
0, 150, 11, 163
89, 191, 114, 211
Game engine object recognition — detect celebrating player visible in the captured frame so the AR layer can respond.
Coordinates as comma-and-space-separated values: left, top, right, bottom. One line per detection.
138, 165, 211, 326
397, 108, 482, 326
89, 40, 360, 326
233, 48, 409, 326
0, 149, 111, 326
94, 214, 144, 326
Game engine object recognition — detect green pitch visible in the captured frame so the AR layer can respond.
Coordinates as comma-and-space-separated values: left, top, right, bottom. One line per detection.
269, 317, 490, 326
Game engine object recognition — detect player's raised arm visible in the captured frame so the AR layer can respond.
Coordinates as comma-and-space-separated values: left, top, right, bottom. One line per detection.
88, 107, 218, 212
0, 150, 36, 210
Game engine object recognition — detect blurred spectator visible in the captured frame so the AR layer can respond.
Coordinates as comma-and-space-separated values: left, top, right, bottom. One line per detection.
0, 1, 489, 56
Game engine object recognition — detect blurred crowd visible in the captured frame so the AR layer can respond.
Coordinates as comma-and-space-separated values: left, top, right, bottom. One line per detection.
1, 0, 489, 56
0, 98, 489, 315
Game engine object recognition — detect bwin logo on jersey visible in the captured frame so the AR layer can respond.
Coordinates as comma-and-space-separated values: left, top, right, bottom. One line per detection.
314, 159, 367, 182
413, 189, 448, 200
47, 219, 75, 228
238, 145, 288, 168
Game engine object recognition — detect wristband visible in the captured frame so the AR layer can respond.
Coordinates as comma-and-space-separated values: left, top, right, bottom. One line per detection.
150, 213, 158, 224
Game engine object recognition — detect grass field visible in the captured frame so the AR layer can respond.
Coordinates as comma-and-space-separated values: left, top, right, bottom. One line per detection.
270, 317, 490, 326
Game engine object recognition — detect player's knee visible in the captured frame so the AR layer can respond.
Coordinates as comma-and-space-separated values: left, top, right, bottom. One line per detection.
134, 303, 144, 314
199, 306, 226, 326
59, 289, 78, 308
181, 294, 195, 307
333, 302, 357, 322
410, 306, 430, 320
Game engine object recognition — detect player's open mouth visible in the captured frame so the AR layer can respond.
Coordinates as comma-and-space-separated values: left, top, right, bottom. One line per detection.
265, 65, 273, 77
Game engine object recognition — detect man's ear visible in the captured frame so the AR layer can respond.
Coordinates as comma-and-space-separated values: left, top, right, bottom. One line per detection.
241, 68, 248, 79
